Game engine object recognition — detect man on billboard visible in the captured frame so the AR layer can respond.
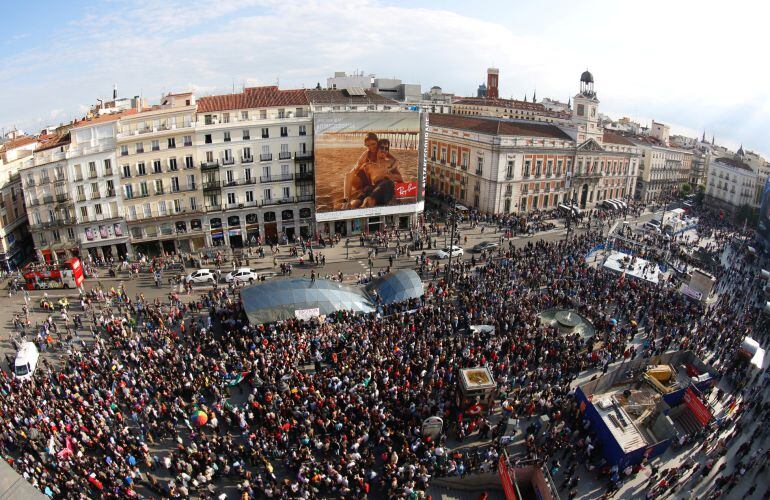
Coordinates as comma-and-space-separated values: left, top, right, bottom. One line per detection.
345, 135, 404, 208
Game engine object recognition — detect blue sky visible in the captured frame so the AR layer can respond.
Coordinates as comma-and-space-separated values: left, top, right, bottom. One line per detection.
2, 0, 769, 156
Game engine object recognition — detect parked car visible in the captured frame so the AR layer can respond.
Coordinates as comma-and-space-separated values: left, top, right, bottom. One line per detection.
436, 245, 464, 259
225, 268, 260, 284
14, 342, 39, 382
643, 220, 662, 233
472, 241, 499, 253
185, 269, 217, 284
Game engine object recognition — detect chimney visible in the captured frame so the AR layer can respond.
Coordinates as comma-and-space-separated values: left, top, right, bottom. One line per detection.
487, 68, 499, 99
113, 84, 118, 100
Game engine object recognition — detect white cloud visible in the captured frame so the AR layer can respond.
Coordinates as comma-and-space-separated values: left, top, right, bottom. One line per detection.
1, 0, 769, 157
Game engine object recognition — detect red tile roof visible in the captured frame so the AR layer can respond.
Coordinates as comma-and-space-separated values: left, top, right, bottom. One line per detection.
715, 156, 753, 172
72, 108, 137, 128
0, 135, 37, 154
453, 96, 546, 112
428, 113, 573, 141
34, 132, 71, 153
197, 86, 309, 112
602, 131, 634, 146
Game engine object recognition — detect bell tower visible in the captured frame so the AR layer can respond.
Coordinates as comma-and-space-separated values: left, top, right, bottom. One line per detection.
571, 70, 601, 144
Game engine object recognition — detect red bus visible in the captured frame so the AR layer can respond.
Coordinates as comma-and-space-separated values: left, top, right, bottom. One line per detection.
23, 258, 85, 290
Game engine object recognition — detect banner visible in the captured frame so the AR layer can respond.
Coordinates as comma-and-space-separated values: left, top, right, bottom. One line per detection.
498, 455, 518, 500
683, 387, 711, 426
294, 307, 320, 321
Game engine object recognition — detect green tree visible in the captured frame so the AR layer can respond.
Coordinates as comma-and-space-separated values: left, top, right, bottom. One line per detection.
734, 204, 758, 227
679, 183, 693, 197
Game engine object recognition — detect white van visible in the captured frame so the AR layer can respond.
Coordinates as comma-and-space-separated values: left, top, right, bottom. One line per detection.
14, 341, 40, 381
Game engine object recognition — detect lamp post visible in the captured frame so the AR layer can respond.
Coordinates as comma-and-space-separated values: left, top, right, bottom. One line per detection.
445, 209, 458, 290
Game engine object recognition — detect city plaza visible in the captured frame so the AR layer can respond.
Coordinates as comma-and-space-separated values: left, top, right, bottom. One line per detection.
0, 199, 767, 499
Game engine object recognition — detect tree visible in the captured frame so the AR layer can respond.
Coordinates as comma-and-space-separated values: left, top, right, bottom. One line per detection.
735, 204, 758, 228
679, 183, 693, 197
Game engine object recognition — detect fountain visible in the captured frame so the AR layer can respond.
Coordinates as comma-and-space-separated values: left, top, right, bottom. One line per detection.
538, 308, 596, 339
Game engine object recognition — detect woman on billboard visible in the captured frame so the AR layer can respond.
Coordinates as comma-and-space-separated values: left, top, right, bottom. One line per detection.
344, 134, 404, 208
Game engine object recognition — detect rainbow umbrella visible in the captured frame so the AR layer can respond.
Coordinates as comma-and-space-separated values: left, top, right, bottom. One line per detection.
190, 410, 208, 427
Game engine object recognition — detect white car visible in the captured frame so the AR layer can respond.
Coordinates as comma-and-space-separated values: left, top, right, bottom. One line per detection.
436, 245, 464, 259
225, 268, 259, 284
185, 269, 217, 284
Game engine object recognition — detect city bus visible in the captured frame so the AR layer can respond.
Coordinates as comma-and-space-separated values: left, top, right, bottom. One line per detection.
22, 257, 85, 290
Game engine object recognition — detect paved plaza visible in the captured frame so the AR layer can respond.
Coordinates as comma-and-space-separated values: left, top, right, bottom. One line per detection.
0, 205, 768, 499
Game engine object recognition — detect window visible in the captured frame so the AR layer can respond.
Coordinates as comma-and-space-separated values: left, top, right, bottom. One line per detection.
206, 151, 214, 162
245, 168, 252, 181
137, 162, 146, 176
171, 177, 180, 192
190, 197, 197, 210
174, 199, 183, 213
261, 128, 269, 139
282, 186, 290, 199
224, 131, 231, 142
262, 166, 270, 178
157, 201, 167, 215
243, 129, 250, 140
280, 126, 288, 137
183, 135, 192, 147
246, 191, 254, 202
187, 174, 196, 190
263, 188, 272, 200
227, 192, 236, 204
204, 115, 213, 125
243, 147, 251, 160
546, 160, 553, 176
52, 230, 60, 242
151, 140, 160, 151
167, 137, 176, 149
260, 110, 267, 119
153, 160, 162, 174
120, 145, 128, 156
204, 134, 212, 144
536, 161, 542, 176
184, 156, 194, 169
556, 160, 563, 176
222, 113, 230, 124
124, 185, 133, 199
506, 161, 514, 179
168, 157, 178, 171
523, 161, 530, 177
577, 104, 584, 116
476, 157, 483, 175
241, 111, 248, 120
278, 109, 285, 118
135, 142, 144, 154
299, 125, 306, 136
226, 170, 234, 183
154, 179, 164, 195
140, 182, 148, 196
106, 180, 115, 196
80, 206, 88, 218
94, 204, 102, 215
91, 183, 100, 198
104, 159, 112, 175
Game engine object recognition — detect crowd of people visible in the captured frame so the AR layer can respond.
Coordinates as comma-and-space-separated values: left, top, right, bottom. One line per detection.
0, 202, 767, 499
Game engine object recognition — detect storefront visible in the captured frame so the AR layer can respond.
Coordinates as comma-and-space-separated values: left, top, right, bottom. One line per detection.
209, 218, 226, 247
245, 213, 260, 246
228, 215, 243, 247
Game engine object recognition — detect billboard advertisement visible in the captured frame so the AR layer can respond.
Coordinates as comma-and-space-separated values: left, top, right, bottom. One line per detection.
314, 111, 424, 222
758, 177, 770, 245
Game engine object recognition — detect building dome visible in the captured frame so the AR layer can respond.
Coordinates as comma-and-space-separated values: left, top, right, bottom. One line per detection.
580, 70, 594, 84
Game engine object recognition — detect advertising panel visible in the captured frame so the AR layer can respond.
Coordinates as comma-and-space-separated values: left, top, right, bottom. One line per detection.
314, 111, 424, 222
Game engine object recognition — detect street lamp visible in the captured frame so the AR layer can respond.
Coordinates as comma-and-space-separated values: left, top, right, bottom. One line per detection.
445, 209, 458, 290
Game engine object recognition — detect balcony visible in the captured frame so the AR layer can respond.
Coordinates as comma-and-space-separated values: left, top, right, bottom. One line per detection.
295, 171, 314, 182
200, 160, 220, 170
460, 164, 468, 171
74, 175, 84, 182
91, 194, 102, 200
241, 156, 254, 164
26, 179, 36, 187
278, 152, 292, 160
261, 197, 294, 206
43, 195, 54, 204
107, 190, 116, 198
222, 158, 235, 166
204, 204, 222, 213
260, 173, 294, 183
105, 169, 114, 177
202, 182, 220, 191
259, 153, 273, 162
88, 172, 98, 179
294, 151, 313, 161
240, 178, 257, 185
296, 194, 314, 202
221, 180, 238, 188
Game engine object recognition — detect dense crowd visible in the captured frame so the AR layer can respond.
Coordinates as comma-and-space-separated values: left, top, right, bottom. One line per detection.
0, 204, 768, 499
